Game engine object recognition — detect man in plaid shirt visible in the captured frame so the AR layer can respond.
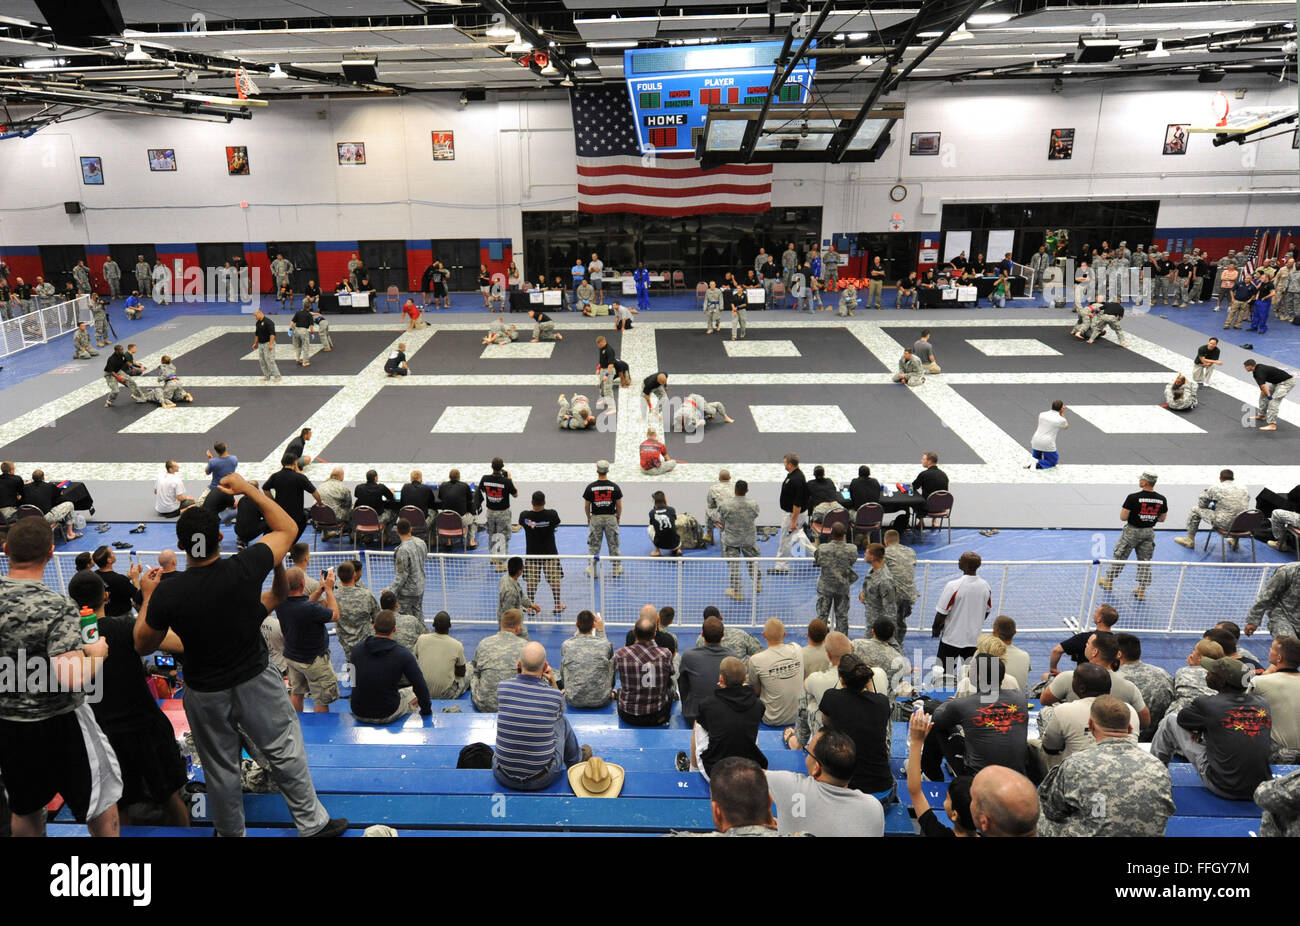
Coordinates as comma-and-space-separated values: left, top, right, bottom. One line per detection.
614, 613, 675, 726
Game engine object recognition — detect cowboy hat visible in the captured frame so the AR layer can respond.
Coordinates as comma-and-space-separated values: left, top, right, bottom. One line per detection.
568, 755, 625, 798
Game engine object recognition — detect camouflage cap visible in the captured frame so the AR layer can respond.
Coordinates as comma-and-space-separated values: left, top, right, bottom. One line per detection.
1140, 472, 1158, 485
1199, 657, 1253, 689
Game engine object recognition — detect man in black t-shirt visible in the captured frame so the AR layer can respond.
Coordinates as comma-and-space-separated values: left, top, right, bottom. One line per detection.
1152, 656, 1271, 800
519, 490, 563, 614
642, 371, 669, 420
251, 310, 281, 382
925, 654, 1029, 779
528, 309, 561, 342
69, 570, 189, 827
475, 458, 517, 567
436, 469, 478, 549
595, 334, 630, 408
286, 427, 311, 467
771, 452, 811, 574
289, 305, 315, 366
1245, 359, 1295, 431
1086, 300, 1127, 346
91, 546, 142, 617
848, 465, 881, 511
1100, 472, 1168, 600
135, 479, 347, 837
1048, 604, 1118, 674
354, 469, 399, 537
1193, 337, 1222, 385
583, 460, 622, 575
262, 452, 321, 541
399, 470, 435, 521
0, 460, 24, 522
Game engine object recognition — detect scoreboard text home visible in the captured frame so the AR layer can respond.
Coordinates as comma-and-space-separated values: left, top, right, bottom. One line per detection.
625, 41, 817, 153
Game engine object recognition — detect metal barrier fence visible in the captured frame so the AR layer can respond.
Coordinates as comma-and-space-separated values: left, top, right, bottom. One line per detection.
1, 296, 90, 358
16, 551, 1277, 634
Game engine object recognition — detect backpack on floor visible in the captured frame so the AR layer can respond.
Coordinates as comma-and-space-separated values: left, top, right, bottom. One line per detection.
676, 513, 706, 549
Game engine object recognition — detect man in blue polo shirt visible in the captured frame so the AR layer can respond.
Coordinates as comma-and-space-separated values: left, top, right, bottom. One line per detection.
202, 441, 238, 517
493, 641, 589, 790
276, 566, 339, 713
570, 258, 586, 309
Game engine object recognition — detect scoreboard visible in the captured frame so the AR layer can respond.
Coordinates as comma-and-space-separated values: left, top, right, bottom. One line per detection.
624, 41, 817, 154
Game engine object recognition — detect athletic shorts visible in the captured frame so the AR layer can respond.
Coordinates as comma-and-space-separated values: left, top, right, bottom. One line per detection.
0, 704, 123, 820
433, 284, 448, 298
286, 653, 340, 704
102, 710, 188, 806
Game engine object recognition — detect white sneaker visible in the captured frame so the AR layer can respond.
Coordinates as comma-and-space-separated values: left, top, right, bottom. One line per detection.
1268, 540, 1283, 550
1174, 536, 1194, 548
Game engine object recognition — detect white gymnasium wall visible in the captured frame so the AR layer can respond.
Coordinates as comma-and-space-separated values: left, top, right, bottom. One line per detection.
0, 76, 1295, 254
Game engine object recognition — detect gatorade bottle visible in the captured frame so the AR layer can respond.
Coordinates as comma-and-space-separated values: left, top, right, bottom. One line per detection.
78, 606, 99, 645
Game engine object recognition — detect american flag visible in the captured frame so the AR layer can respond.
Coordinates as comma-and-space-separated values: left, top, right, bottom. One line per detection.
1242, 230, 1259, 275
569, 85, 772, 216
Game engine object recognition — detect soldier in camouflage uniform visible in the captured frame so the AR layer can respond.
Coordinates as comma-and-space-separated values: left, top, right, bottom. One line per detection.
1246, 561, 1300, 639
780, 242, 798, 290
103, 344, 148, 406
559, 610, 615, 708
1086, 301, 1128, 346
379, 589, 428, 653
857, 543, 897, 637
812, 522, 858, 634
333, 562, 378, 660
1163, 374, 1197, 411
702, 281, 723, 333
852, 624, 911, 693
719, 482, 762, 602
891, 349, 925, 386
483, 317, 518, 345
497, 557, 537, 639
1175, 469, 1250, 549
33, 276, 55, 310
696, 615, 763, 661
1070, 301, 1094, 338
883, 530, 918, 645
557, 393, 596, 429
391, 520, 428, 621
71, 260, 91, 294
469, 609, 528, 711
1117, 636, 1174, 738
1038, 695, 1175, 837
72, 322, 98, 359
134, 256, 151, 298
102, 256, 122, 298
1256, 767, 1300, 837
1269, 509, 1300, 553
837, 283, 857, 317
0, 517, 120, 834
90, 296, 110, 347
674, 393, 734, 434
704, 471, 733, 546
1099, 472, 1167, 600
270, 253, 295, 300
145, 356, 193, 407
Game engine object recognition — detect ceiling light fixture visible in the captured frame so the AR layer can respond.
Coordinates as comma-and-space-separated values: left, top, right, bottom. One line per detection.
950, 22, 974, 41
1146, 39, 1170, 58
269, 63, 288, 78
587, 40, 637, 48
968, 13, 1012, 24
486, 20, 515, 38
124, 43, 152, 62
573, 56, 593, 65
504, 37, 533, 54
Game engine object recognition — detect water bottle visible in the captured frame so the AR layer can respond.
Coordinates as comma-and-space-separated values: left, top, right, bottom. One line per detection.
78, 606, 99, 645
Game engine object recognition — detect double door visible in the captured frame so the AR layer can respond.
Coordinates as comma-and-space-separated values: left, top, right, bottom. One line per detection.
430, 239, 480, 291
358, 241, 406, 292
266, 241, 319, 291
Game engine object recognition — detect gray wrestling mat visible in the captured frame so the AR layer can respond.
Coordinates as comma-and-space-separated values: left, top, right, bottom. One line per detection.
0, 309, 1296, 527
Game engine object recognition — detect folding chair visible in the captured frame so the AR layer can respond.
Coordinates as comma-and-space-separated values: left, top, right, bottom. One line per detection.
925, 491, 954, 544
385, 285, 400, 312
351, 505, 384, 550
399, 505, 430, 545
695, 282, 707, 307
308, 503, 345, 550
812, 508, 851, 545
1204, 509, 1264, 562
852, 502, 885, 547
435, 510, 467, 551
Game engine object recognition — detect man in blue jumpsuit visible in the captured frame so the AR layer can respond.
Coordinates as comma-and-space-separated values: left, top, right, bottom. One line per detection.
633, 262, 651, 310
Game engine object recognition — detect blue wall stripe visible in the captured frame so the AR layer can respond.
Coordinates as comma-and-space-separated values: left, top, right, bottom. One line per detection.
1, 245, 43, 256
244, 242, 266, 253
155, 243, 198, 253
405, 239, 432, 250
316, 241, 359, 251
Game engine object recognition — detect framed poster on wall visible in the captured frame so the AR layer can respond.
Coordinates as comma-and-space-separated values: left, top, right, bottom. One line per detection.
80, 156, 104, 184
909, 132, 941, 155
226, 146, 250, 175
337, 142, 366, 165
432, 131, 455, 160
1048, 128, 1074, 160
1163, 124, 1189, 155
147, 148, 177, 171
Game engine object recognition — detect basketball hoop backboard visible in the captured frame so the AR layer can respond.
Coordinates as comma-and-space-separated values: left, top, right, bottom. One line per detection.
1188, 103, 1298, 134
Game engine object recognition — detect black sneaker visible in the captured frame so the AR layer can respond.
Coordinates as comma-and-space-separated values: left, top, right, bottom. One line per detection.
675, 750, 690, 772
309, 817, 350, 838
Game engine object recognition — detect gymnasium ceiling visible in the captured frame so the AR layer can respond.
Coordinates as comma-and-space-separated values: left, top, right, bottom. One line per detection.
0, 0, 1294, 126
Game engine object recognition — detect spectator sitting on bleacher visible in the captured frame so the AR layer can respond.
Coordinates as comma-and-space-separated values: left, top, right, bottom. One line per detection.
767, 730, 885, 837
970, 766, 1040, 837
414, 611, 469, 701
1250, 635, 1300, 763
907, 711, 976, 838
923, 653, 1030, 782
333, 561, 378, 661
1256, 768, 1300, 837
1215, 620, 1265, 671
470, 608, 528, 712
702, 757, 778, 836
498, 556, 539, 638
1168, 638, 1225, 715
991, 616, 1031, 693
493, 641, 590, 791
798, 632, 864, 745
680, 616, 731, 726
354, 469, 398, 537
687, 656, 767, 778
380, 589, 428, 653
625, 603, 679, 655
811, 653, 895, 800
1039, 664, 1139, 768
277, 566, 339, 714
316, 467, 352, 538
615, 615, 675, 727
955, 635, 1021, 695
748, 619, 803, 728
558, 609, 614, 709
1039, 694, 1175, 837
852, 619, 911, 695
1116, 632, 1173, 741
694, 605, 762, 660
1045, 604, 1118, 681
436, 468, 478, 550
1152, 656, 1272, 801
70, 569, 189, 828
350, 610, 432, 725
802, 618, 830, 678
1040, 631, 1151, 730
399, 471, 435, 523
